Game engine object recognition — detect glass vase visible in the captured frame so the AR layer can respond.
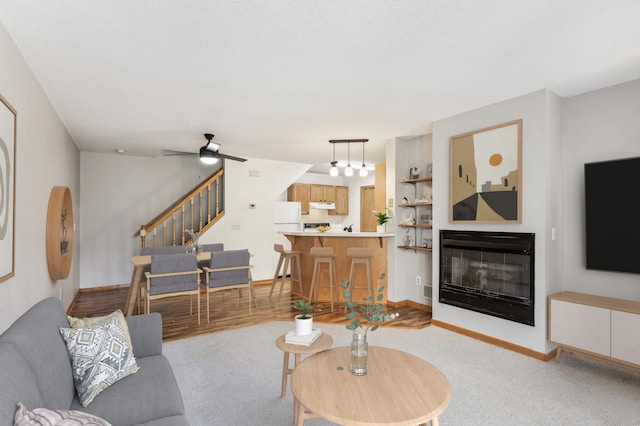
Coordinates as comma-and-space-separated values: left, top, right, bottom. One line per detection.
350, 332, 368, 376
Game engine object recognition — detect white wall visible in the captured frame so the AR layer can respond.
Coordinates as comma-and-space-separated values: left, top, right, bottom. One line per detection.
562, 79, 640, 299
0, 22, 80, 333
80, 153, 311, 287
432, 89, 561, 354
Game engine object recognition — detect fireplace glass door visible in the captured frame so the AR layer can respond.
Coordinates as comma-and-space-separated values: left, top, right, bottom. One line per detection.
440, 230, 535, 325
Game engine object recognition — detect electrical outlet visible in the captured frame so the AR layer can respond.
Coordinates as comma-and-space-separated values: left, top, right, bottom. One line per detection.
416, 276, 422, 286
231, 223, 240, 230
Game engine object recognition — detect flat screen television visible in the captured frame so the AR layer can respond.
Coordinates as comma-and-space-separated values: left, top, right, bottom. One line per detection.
584, 156, 640, 274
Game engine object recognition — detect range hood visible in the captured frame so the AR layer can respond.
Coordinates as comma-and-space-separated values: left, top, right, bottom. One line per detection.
309, 201, 336, 210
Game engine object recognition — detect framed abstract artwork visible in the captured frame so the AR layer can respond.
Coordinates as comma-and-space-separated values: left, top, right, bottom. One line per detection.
0, 95, 17, 283
449, 119, 522, 223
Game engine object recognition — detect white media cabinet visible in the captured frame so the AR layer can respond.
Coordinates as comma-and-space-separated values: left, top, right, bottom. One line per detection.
548, 291, 640, 370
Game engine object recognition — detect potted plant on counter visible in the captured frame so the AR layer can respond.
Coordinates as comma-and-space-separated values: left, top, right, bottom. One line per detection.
292, 299, 315, 336
373, 208, 390, 233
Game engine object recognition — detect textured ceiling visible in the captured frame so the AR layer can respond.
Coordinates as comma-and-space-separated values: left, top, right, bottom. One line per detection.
1, 1, 639, 173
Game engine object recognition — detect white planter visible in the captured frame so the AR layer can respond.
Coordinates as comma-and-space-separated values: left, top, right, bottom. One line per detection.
294, 314, 313, 336
377, 223, 387, 233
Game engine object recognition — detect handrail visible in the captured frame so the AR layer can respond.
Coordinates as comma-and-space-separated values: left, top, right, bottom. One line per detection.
135, 168, 225, 249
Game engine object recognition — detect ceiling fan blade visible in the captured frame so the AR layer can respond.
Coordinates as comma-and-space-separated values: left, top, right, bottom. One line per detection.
215, 152, 247, 162
162, 149, 197, 156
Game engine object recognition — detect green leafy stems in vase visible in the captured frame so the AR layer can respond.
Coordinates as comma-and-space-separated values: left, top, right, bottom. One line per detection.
341, 273, 399, 338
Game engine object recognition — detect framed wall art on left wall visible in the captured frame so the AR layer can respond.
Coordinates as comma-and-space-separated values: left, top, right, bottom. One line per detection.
0, 95, 17, 283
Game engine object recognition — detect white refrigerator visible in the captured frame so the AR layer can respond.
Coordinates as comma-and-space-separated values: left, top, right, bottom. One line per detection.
273, 201, 302, 252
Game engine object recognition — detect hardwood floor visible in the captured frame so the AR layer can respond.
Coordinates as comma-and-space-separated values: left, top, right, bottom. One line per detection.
68, 280, 432, 342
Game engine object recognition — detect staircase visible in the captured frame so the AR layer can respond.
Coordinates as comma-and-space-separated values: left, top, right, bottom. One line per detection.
135, 168, 225, 249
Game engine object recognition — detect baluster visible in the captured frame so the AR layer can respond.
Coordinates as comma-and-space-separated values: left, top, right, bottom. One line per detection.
162, 221, 167, 246
153, 228, 157, 248
171, 213, 176, 246
181, 205, 185, 245
198, 191, 203, 231
207, 185, 211, 223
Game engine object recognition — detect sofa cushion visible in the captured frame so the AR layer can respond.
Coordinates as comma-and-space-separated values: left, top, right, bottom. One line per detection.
0, 298, 75, 410
0, 343, 44, 426
14, 402, 112, 426
60, 311, 139, 407
69, 355, 186, 426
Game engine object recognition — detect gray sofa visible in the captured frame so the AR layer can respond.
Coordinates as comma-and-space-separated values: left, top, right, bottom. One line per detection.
0, 297, 189, 425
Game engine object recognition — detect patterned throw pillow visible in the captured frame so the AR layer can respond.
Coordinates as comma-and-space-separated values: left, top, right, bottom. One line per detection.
14, 402, 112, 425
67, 310, 133, 349
60, 311, 139, 407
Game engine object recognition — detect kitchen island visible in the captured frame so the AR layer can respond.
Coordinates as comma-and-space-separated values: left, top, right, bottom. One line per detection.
280, 231, 394, 305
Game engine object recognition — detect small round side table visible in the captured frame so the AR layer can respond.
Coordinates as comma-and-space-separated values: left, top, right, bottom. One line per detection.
275, 332, 333, 397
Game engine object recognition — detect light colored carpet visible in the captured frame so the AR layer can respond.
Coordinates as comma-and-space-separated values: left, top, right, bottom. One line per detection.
163, 321, 640, 425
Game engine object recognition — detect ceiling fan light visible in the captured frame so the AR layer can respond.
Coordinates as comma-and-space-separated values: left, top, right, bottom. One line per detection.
199, 146, 219, 164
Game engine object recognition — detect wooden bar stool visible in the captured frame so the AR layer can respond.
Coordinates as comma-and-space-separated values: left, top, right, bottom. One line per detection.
269, 244, 303, 301
308, 247, 338, 312
344, 247, 374, 311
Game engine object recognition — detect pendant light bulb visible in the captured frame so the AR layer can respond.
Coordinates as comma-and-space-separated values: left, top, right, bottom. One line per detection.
359, 141, 368, 176
329, 143, 339, 176
330, 162, 339, 177
345, 165, 353, 177
345, 142, 353, 176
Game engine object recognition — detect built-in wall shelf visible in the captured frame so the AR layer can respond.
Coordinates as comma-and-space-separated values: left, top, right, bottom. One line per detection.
397, 245, 432, 252
398, 224, 432, 229
398, 203, 433, 208
399, 177, 432, 184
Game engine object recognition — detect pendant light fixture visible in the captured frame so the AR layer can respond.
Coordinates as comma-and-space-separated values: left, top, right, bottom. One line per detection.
328, 139, 369, 177
359, 141, 368, 177
330, 142, 339, 176
344, 142, 354, 177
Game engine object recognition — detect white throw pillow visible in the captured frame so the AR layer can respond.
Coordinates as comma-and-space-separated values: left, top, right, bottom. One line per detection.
60, 310, 139, 407
14, 402, 112, 425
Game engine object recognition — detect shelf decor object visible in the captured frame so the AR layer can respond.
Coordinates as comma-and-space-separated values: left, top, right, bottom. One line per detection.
0, 95, 17, 283
450, 119, 522, 223
46, 186, 74, 280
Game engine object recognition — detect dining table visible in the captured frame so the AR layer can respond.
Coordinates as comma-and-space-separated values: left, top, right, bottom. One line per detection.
125, 251, 211, 316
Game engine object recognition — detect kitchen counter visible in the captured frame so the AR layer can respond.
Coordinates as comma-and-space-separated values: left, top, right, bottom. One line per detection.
280, 231, 394, 305
281, 231, 395, 237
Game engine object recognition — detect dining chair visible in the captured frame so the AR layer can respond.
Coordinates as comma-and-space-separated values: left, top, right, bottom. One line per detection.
144, 253, 202, 325
203, 249, 256, 323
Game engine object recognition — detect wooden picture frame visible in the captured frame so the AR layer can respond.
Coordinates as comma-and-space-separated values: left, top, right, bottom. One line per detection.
450, 119, 522, 223
0, 95, 17, 283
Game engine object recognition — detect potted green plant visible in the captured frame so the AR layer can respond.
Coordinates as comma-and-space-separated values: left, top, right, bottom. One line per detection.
341, 273, 398, 375
292, 299, 315, 336
372, 208, 390, 232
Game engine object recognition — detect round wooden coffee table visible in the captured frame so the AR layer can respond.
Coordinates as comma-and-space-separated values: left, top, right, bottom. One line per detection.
291, 346, 451, 426
275, 332, 333, 397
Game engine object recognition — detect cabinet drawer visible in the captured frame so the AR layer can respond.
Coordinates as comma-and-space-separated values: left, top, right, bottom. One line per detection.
549, 299, 610, 357
611, 310, 640, 365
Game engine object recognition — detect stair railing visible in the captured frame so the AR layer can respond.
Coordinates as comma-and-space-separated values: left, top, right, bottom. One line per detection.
135, 168, 225, 250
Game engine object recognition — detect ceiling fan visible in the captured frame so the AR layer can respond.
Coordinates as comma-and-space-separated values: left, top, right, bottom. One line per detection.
164, 133, 247, 164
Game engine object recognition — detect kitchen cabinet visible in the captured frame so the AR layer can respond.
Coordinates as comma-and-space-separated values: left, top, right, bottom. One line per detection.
287, 183, 310, 215
548, 291, 640, 370
329, 185, 349, 216
310, 184, 335, 203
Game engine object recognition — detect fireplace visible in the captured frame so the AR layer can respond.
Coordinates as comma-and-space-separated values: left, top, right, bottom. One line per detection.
439, 230, 535, 326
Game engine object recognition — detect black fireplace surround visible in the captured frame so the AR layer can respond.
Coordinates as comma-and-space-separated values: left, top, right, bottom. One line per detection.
439, 230, 535, 326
